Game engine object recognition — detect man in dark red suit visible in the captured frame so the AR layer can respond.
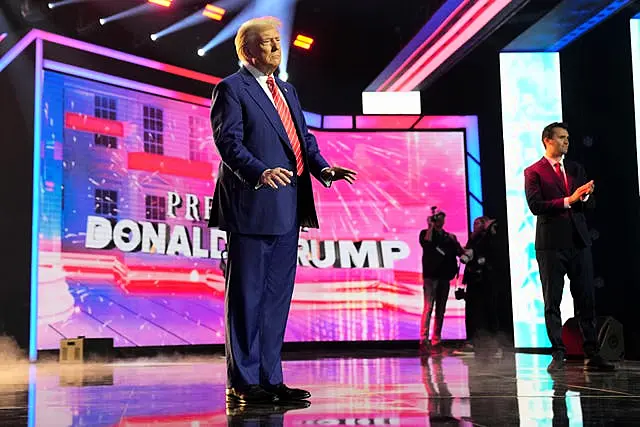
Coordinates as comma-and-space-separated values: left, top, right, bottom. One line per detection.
524, 122, 614, 372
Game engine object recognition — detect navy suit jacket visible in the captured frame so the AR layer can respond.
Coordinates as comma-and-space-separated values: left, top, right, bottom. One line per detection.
208, 67, 330, 235
524, 157, 594, 250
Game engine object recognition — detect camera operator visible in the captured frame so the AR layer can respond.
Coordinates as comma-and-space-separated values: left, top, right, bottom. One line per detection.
419, 207, 468, 353
460, 216, 499, 354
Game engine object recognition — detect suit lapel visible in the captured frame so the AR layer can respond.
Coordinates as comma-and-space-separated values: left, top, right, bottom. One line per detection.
539, 157, 567, 195
239, 68, 293, 154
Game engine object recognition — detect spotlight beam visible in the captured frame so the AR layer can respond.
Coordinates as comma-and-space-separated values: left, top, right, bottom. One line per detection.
151, 10, 208, 41
48, 0, 96, 9
151, 0, 245, 42
197, 0, 295, 63
100, 3, 155, 26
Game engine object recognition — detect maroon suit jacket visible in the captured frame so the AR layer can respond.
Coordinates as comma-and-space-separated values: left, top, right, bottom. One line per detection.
524, 157, 594, 250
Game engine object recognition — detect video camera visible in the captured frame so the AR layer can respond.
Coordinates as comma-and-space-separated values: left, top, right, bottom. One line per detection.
454, 288, 466, 300
428, 206, 445, 223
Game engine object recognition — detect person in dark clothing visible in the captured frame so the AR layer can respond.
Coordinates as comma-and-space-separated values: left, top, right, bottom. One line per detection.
461, 216, 499, 353
419, 207, 467, 352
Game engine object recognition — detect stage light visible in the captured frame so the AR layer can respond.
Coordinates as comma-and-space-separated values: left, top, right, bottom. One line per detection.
148, 0, 172, 7
100, 3, 154, 26
203, 4, 225, 21
198, 0, 297, 58
47, 0, 89, 9
293, 34, 313, 50
0, 33, 7, 43
151, 0, 244, 41
150, 33, 158, 41
197, 48, 205, 57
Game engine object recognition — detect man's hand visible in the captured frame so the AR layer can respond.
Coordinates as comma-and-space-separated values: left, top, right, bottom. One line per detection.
568, 180, 594, 204
585, 180, 595, 195
321, 166, 357, 184
260, 168, 293, 189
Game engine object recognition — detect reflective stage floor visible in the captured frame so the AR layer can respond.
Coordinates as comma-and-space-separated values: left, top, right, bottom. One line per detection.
1, 351, 639, 426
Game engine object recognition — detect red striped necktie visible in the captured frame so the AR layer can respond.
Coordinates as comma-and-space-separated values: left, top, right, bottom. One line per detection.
554, 162, 569, 194
266, 76, 304, 176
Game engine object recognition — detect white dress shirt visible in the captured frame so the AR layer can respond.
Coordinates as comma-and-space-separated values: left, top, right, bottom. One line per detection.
243, 62, 284, 107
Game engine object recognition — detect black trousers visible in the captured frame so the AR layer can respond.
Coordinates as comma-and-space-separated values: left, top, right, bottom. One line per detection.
536, 246, 597, 357
464, 281, 498, 346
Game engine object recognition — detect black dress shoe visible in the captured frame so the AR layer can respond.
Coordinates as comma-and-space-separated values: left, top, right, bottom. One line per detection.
226, 400, 311, 417
547, 355, 566, 373
584, 355, 616, 372
226, 385, 279, 404
263, 383, 311, 401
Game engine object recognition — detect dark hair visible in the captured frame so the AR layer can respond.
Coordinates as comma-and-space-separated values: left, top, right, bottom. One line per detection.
541, 122, 568, 147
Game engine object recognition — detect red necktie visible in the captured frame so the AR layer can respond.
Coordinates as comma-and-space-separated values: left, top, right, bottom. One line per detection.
266, 76, 304, 176
555, 162, 569, 194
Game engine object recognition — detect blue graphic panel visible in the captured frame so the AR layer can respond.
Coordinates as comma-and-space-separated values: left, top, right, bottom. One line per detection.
499, 52, 574, 348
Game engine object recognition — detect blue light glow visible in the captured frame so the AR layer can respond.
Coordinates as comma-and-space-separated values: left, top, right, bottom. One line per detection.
29, 39, 44, 362
303, 110, 322, 128
152, 11, 208, 41
548, 0, 632, 51
152, 0, 245, 41
0, 31, 37, 73
100, 4, 153, 26
47, 0, 88, 9
196, 0, 296, 79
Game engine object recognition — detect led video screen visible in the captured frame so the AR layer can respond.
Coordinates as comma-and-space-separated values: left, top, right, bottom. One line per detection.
35, 70, 470, 349
499, 52, 577, 348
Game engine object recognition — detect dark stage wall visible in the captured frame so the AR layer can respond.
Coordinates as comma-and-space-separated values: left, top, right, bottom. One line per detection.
0, 44, 36, 351
560, 7, 640, 359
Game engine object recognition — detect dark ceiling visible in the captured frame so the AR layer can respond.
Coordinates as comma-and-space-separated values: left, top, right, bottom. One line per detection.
1, 0, 444, 114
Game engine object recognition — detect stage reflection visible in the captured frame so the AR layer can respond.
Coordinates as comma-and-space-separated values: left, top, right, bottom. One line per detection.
0, 353, 638, 426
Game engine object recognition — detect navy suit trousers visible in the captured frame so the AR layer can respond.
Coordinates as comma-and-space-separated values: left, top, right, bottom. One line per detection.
224, 222, 300, 388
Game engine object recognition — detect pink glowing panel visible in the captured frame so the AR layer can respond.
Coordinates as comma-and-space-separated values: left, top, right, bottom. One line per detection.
0, 30, 37, 73
0, 29, 221, 84
414, 116, 471, 129
389, 0, 512, 92
355, 115, 421, 129
323, 115, 353, 129
379, 0, 471, 91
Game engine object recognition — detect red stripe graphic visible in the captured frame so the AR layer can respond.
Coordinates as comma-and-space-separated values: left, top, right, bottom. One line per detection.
64, 112, 124, 137
128, 152, 213, 181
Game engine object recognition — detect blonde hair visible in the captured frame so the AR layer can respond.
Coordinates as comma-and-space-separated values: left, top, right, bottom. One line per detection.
235, 16, 282, 63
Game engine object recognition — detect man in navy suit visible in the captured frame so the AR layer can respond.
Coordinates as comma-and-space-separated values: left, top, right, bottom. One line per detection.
208, 17, 356, 404
524, 122, 613, 373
